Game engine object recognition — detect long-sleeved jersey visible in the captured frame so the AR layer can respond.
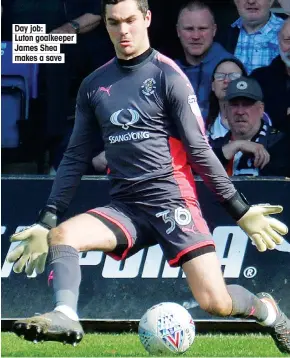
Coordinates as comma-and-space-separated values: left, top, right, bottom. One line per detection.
47, 49, 236, 213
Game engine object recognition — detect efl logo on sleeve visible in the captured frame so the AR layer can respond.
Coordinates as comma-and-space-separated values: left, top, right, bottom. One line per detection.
187, 94, 202, 119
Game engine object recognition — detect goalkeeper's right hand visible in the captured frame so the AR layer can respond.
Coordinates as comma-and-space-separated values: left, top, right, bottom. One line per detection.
6, 207, 58, 276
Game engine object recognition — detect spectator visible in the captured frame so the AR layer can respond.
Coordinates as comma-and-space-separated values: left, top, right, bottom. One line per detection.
251, 18, 290, 134
219, 0, 284, 74
206, 58, 247, 140
175, 1, 234, 120
278, 0, 290, 15
210, 76, 290, 177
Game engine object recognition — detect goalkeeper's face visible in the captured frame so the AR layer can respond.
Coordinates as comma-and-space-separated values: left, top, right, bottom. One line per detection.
105, 0, 151, 60
227, 98, 264, 137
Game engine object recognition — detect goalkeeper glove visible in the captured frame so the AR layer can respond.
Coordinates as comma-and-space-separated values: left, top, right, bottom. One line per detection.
7, 207, 58, 275
237, 204, 288, 252
222, 192, 288, 252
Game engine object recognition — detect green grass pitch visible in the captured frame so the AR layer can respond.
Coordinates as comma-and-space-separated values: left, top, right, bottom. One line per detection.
1, 332, 289, 357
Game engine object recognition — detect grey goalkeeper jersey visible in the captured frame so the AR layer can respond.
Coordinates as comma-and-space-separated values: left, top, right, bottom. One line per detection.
47, 49, 236, 213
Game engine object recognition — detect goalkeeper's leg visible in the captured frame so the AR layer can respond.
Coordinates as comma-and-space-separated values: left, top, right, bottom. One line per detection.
183, 252, 290, 353
12, 212, 121, 345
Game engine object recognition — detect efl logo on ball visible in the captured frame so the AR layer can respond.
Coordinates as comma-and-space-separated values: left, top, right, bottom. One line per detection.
138, 302, 196, 355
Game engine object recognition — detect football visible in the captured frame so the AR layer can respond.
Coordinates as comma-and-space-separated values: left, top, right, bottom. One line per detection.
138, 302, 196, 355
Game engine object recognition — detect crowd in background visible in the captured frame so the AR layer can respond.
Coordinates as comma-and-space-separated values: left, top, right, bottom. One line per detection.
1, 0, 290, 177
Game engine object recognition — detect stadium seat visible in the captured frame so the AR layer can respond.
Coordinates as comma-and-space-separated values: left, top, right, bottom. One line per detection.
1, 41, 39, 99
1, 75, 26, 148
1, 42, 39, 154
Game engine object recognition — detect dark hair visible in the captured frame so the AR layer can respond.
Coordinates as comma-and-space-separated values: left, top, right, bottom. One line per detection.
206, 58, 247, 132
101, 0, 149, 19
177, 1, 215, 24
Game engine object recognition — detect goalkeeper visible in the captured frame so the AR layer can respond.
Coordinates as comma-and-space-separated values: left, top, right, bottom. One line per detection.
8, 0, 290, 353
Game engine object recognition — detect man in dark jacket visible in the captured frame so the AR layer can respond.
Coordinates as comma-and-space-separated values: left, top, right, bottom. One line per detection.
210, 76, 290, 177
175, 1, 234, 120
251, 18, 290, 134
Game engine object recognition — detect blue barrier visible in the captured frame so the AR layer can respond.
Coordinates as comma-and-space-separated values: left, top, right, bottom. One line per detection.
1, 176, 290, 320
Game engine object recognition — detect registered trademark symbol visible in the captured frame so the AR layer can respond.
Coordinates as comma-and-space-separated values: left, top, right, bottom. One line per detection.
243, 266, 257, 278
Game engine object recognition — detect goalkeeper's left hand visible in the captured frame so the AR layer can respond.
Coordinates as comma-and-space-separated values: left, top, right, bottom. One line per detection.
237, 204, 288, 252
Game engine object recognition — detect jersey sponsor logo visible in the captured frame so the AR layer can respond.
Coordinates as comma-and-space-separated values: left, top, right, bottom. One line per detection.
109, 131, 150, 144
141, 78, 156, 96
5, 225, 288, 279
109, 109, 150, 143
110, 109, 140, 130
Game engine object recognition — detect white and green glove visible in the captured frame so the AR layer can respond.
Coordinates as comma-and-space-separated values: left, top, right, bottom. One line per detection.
237, 204, 288, 252
6, 208, 58, 275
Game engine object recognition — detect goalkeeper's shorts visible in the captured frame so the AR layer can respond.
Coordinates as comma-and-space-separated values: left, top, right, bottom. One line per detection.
87, 198, 215, 267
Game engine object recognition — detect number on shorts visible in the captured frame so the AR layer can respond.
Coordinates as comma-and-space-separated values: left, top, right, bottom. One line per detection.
155, 209, 175, 234
156, 207, 192, 234
174, 207, 192, 226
